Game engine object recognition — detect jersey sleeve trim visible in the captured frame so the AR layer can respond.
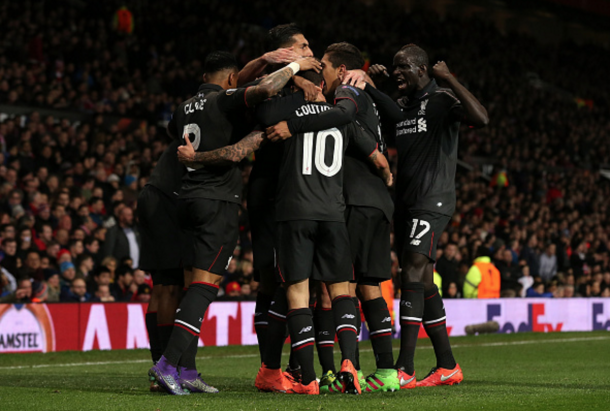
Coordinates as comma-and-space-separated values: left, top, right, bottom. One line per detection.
244, 86, 252, 107
334, 96, 359, 113
368, 143, 379, 157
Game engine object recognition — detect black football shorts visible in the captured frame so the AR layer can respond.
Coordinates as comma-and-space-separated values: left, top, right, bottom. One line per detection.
138, 185, 186, 274
395, 207, 451, 263
178, 198, 239, 275
345, 206, 391, 281
275, 220, 353, 284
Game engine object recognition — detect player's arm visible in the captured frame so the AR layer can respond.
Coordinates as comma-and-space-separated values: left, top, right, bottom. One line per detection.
432, 61, 488, 127
256, 91, 306, 126
237, 48, 301, 86
244, 58, 321, 106
362, 83, 406, 124
177, 131, 265, 168
266, 99, 357, 142
367, 148, 393, 187
166, 116, 179, 141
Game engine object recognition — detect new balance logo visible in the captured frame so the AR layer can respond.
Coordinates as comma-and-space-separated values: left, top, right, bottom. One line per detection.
175, 308, 181, 314
382, 317, 392, 323
254, 312, 262, 317
417, 117, 427, 132
299, 326, 312, 334
401, 301, 412, 308
319, 331, 330, 336
342, 314, 355, 319
410, 239, 421, 246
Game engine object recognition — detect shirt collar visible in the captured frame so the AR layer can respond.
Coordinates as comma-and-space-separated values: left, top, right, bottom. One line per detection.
475, 256, 491, 263
413, 79, 437, 100
197, 83, 223, 93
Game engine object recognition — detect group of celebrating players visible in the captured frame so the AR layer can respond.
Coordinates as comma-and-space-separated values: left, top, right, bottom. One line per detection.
138, 23, 488, 395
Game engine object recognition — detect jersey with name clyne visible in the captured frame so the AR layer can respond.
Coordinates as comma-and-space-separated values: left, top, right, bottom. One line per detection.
168, 83, 250, 204
257, 92, 377, 222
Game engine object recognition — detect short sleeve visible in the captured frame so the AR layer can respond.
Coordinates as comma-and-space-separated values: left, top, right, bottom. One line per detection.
216, 87, 249, 112
334, 85, 364, 113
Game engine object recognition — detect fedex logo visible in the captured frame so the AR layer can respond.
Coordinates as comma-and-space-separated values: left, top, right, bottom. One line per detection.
487, 303, 563, 333
592, 303, 610, 331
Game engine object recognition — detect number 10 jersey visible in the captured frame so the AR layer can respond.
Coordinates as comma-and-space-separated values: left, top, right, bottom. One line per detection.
264, 95, 377, 222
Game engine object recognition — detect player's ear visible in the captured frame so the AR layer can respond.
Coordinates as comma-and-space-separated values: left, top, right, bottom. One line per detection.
419, 65, 428, 78
338, 64, 348, 81
202, 73, 208, 83
228, 71, 238, 88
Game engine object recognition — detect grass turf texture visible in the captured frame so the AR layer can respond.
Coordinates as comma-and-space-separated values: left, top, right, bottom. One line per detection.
0, 332, 609, 410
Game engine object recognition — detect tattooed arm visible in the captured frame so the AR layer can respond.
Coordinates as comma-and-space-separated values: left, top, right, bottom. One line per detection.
367, 149, 393, 187
244, 57, 321, 107
177, 131, 265, 168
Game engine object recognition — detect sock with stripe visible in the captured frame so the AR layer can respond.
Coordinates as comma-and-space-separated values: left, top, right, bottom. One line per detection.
424, 286, 456, 369
332, 295, 358, 363
362, 297, 394, 369
254, 291, 273, 363
178, 338, 199, 379
145, 311, 162, 363
352, 297, 362, 371
395, 282, 424, 374
164, 282, 219, 367
313, 306, 336, 374
287, 308, 316, 385
263, 287, 288, 370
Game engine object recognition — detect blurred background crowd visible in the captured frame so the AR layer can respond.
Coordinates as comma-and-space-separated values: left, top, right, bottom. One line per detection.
1, 0, 610, 304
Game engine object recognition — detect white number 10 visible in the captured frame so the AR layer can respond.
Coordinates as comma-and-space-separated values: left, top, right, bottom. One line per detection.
302, 128, 343, 177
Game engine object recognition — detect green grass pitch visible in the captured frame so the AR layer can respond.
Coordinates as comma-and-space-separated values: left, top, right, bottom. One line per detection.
1, 332, 609, 410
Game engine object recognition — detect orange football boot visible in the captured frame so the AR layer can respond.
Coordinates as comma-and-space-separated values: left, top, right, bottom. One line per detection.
397, 368, 416, 389
330, 359, 361, 394
255, 363, 293, 392
416, 364, 463, 387
287, 380, 319, 395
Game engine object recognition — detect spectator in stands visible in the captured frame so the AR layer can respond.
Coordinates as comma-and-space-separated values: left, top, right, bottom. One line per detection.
19, 250, 43, 282
0, 238, 19, 275
101, 206, 140, 268
539, 243, 558, 282
0, 278, 32, 303
59, 261, 76, 290
93, 284, 115, 302
61, 278, 92, 302
76, 254, 94, 279
44, 269, 61, 302
110, 265, 135, 301
436, 243, 459, 295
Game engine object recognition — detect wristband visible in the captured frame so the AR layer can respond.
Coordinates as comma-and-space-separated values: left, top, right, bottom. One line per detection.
287, 62, 300, 75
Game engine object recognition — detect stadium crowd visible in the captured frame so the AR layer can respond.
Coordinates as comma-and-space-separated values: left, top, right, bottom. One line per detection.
1, 0, 610, 304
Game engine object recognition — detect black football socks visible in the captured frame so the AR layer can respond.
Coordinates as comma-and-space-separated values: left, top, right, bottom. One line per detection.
313, 306, 336, 374
164, 282, 219, 367
263, 287, 289, 369
424, 286, 457, 369
254, 291, 273, 362
287, 308, 316, 385
362, 297, 394, 369
332, 295, 358, 364
145, 311, 161, 363
395, 282, 424, 374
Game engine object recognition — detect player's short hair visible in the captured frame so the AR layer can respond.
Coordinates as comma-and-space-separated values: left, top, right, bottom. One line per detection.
296, 68, 324, 88
324, 42, 365, 70
398, 44, 429, 68
268, 23, 303, 49
203, 51, 238, 74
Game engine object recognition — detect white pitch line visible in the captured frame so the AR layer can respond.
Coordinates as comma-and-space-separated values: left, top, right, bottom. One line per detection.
1, 335, 608, 371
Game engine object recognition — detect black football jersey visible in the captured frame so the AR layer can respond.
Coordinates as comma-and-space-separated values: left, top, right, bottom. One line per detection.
168, 83, 251, 203
146, 140, 185, 199
257, 93, 377, 222
365, 80, 463, 216
286, 85, 394, 221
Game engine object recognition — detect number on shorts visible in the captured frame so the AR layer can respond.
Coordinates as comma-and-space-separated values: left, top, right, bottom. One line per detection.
302, 128, 343, 177
183, 123, 201, 172
409, 219, 431, 246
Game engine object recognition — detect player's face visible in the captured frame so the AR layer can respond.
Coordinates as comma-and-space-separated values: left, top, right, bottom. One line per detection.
321, 54, 341, 96
291, 34, 313, 57
393, 52, 423, 96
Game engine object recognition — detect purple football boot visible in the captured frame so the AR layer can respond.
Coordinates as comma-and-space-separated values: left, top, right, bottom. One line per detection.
148, 356, 189, 395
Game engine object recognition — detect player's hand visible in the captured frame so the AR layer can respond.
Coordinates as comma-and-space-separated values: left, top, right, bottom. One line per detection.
177, 134, 196, 164
368, 64, 390, 80
293, 76, 322, 101
15, 288, 29, 299
385, 172, 394, 187
264, 48, 301, 65
295, 57, 322, 73
266, 122, 292, 142
342, 69, 367, 86
431, 61, 453, 81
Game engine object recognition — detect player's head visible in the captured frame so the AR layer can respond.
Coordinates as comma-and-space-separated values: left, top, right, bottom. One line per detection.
393, 44, 430, 96
268, 23, 313, 57
321, 42, 364, 96
295, 67, 325, 102
203, 51, 239, 89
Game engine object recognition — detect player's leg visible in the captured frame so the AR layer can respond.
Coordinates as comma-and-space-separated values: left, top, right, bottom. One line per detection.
417, 260, 462, 387
146, 280, 162, 364
316, 222, 360, 394
314, 281, 337, 388
349, 283, 362, 383
150, 199, 236, 395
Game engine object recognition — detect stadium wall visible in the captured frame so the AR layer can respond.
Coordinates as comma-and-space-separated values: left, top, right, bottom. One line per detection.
0, 299, 608, 354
